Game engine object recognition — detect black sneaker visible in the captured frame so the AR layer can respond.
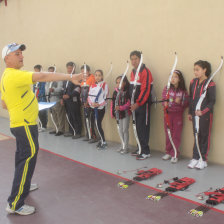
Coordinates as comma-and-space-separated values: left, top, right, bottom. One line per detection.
49, 131, 56, 134
72, 134, 81, 139
131, 150, 139, 156
136, 154, 151, 160
88, 138, 98, 144
55, 131, 63, 136
64, 133, 73, 137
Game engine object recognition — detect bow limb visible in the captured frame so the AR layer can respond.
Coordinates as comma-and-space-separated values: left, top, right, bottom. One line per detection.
115, 61, 129, 150
132, 53, 143, 89
166, 52, 178, 93
203, 56, 223, 93
118, 61, 129, 90
49, 65, 57, 89
83, 62, 87, 86
104, 62, 113, 81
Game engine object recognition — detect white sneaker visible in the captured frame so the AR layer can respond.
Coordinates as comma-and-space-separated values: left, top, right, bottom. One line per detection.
30, 183, 39, 192
38, 127, 46, 133
6, 204, 15, 214
195, 160, 207, 170
188, 159, 198, 169
162, 154, 171, 160
171, 157, 178, 163
6, 204, 35, 215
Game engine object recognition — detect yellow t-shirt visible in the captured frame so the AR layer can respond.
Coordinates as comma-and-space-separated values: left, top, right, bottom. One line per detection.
0, 68, 38, 128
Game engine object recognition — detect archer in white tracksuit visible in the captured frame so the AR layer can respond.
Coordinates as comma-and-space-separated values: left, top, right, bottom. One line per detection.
88, 73, 109, 146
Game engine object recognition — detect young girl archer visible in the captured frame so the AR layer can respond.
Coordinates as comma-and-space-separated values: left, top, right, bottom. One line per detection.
162, 70, 189, 163
88, 70, 109, 149
188, 60, 216, 170
111, 76, 131, 154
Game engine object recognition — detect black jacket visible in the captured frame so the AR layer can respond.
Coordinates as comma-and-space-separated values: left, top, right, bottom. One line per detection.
62, 81, 81, 103
189, 78, 216, 116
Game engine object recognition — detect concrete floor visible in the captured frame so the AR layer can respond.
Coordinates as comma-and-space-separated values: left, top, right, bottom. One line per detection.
1, 139, 223, 224
0, 116, 223, 212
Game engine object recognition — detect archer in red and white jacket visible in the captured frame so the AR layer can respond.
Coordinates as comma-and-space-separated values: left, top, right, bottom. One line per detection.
129, 63, 153, 106
129, 50, 154, 159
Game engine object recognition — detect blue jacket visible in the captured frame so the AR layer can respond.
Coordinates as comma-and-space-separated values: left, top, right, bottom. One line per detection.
33, 82, 47, 102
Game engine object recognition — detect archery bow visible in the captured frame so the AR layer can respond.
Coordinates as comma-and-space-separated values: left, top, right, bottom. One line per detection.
131, 53, 143, 155
48, 65, 59, 133
64, 65, 76, 136
83, 62, 91, 140
164, 52, 178, 159
115, 61, 129, 150
194, 56, 223, 164
105, 62, 113, 80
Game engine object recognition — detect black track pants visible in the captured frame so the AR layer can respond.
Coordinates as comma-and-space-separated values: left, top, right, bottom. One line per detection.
8, 125, 39, 211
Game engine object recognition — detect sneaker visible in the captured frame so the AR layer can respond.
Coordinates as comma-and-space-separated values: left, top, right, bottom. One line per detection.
120, 149, 129, 154
49, 131, 56, 134
136, 154, 150, 160
38, 127, 46, 133
30, 183, 39, 192
64, 133, 73, 137
88, 138, 98, 144
6, 204, 35, 216
6, 204, 15, 214
117, 148, 122, 152
96, 141, 102, 148
170, 157, 178, 163
83, 137, 90, 141
55, 131, 64, 136
131, 150, 139, 156
188, 159, 199, 169
72, 134, 81, 139
98, 142, 108, 150
195, 160, 207, 170
162, 154, 171, 160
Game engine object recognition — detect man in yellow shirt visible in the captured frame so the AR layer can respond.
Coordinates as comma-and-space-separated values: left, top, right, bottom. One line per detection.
0, 43, 82, 216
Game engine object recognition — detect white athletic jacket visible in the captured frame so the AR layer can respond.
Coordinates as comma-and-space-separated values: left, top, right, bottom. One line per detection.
88, 81, 109, 110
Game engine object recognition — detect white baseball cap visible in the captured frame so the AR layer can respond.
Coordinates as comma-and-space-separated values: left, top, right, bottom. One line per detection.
2, 43, 26, 60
